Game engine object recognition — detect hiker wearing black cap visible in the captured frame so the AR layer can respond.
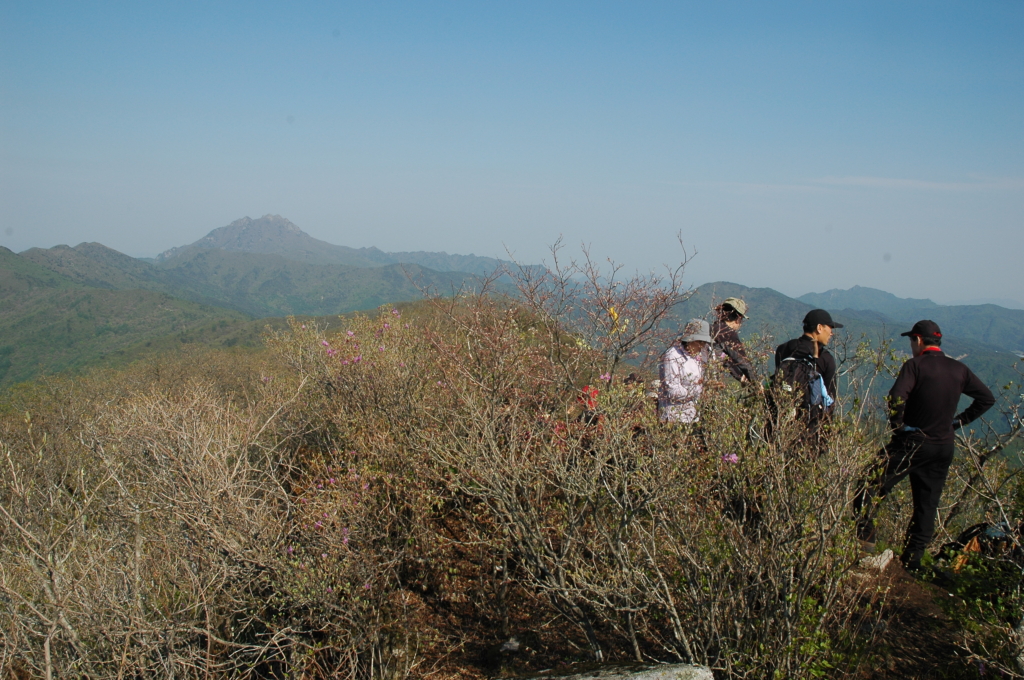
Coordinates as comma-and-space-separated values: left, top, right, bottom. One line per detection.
773, 309, 843, 426
854, 320, 995, 572
711, 297, 757, 384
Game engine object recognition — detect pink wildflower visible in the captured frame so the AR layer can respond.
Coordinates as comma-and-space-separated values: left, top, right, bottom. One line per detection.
722, 453, 739, 464
347, 330, 355, 337
391, 308, 400, 316
600, 372, 611, 381
321, 340, 330, 347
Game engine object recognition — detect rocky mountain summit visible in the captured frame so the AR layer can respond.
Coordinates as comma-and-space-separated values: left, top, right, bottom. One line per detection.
157, 214, 509, 276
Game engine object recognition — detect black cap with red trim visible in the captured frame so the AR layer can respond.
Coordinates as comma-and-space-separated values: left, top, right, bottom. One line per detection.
900, 320, 943, 340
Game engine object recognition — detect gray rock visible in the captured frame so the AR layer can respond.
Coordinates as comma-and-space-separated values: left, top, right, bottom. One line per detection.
859, 548, 895, 571
501, 637, 522, 653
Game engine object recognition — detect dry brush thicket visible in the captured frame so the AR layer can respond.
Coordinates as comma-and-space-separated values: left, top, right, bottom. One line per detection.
1, 256, 1023, 679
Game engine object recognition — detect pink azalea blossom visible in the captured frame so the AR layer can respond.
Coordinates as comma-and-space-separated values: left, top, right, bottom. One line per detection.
721, 453, 739, 464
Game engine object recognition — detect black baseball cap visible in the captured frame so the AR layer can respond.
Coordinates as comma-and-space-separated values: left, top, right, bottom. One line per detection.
900, 320, 942, 340
803, 309, 844, 329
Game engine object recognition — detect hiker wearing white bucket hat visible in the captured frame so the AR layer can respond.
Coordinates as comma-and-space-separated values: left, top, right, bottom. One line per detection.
658, 319, 712, 423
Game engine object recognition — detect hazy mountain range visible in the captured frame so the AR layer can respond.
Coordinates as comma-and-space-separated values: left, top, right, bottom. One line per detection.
154, 214, 509, 277
2, 214, 1021, 391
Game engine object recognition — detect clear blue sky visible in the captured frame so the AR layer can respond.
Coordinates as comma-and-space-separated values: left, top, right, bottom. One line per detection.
2, 1, 1022, 304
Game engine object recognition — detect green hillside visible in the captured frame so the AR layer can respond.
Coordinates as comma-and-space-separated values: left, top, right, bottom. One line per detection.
154, 249, 478, 317
20, 242, 162, 290
19, 242, 484, 318
0, 286, 251, 387
0, 246, 78, 292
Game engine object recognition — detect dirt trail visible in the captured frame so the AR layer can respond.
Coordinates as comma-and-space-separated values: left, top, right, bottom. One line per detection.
851, 563, 972, 680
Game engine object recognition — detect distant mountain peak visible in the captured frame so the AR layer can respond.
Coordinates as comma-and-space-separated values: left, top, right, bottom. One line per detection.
157, 215, 312, 261
155, 215, 510, 276
798, 286, 937, 314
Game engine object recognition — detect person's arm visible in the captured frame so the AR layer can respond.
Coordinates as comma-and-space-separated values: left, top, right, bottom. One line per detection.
821, 351, 838, 402
775, 342, 786, 372
887, 361, 916, 431
721, 344, 757, 382
954, 368, 996, 429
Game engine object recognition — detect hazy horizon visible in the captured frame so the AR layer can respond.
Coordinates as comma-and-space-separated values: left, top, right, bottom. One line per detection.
3, 2, 1022, 305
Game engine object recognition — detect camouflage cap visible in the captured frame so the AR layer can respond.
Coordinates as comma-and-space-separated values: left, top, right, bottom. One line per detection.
720, 297, 748, 318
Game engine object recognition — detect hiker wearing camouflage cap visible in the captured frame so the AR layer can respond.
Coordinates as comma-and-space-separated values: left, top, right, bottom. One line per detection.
711, 297, 757, 384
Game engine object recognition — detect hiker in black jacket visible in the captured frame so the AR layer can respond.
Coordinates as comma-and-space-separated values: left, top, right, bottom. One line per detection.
854, 320, 995, 572
773, 309, 843, 424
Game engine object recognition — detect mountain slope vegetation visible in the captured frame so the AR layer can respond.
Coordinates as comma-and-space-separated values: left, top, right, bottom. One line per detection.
0, 247, 251, 386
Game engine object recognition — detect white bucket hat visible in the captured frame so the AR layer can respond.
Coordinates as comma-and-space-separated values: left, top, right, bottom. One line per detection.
680, 318, 712, 343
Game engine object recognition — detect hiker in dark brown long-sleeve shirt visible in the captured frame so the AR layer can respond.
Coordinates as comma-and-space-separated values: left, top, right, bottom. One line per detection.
854, 320, 995, 572
710, 297, 757, 384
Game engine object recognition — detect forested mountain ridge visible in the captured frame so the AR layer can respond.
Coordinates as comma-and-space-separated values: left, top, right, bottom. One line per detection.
4, 223, 1022, 393
157, 214, 510, 276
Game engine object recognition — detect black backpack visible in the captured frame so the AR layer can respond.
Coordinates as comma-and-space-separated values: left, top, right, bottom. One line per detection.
773, 355, 831, 422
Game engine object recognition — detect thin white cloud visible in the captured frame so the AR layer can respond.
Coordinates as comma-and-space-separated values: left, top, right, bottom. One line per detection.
656, 180, 829, 193
812, 176, 1024, 191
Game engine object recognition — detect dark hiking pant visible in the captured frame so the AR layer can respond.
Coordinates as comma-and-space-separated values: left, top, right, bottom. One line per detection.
853, 436, 956, 569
